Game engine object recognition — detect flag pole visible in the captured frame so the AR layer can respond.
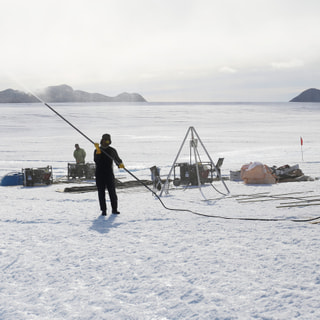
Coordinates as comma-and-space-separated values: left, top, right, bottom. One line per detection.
300, 136, 304, 161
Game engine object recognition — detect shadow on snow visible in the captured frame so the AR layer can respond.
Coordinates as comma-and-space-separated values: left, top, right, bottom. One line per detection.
89, 214, 123, 234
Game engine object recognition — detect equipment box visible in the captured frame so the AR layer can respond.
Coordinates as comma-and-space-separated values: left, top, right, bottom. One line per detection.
68, 163, 95, 180
23, 166, 53, 186
230, 170, 242, 181
173, 162, 213, 186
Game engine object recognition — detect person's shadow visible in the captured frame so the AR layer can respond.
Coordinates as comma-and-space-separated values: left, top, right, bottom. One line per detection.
90, 214, 123, 234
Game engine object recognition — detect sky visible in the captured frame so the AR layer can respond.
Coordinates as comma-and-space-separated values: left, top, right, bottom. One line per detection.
1, 0, 320, 102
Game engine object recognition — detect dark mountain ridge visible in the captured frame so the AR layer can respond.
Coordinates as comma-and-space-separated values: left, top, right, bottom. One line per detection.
290, 88, 320, 102
0, 84, 147, 103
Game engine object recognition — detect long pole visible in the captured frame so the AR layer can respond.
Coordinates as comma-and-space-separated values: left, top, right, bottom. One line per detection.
24, 90, 161, 197
12, 91, 320, 222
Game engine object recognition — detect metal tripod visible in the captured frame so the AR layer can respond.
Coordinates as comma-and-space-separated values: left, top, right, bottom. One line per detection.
159, 126, 230, 198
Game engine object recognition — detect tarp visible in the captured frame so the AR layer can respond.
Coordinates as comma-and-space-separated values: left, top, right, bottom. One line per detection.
1, 172, 24, 186
241, 162, 277, 184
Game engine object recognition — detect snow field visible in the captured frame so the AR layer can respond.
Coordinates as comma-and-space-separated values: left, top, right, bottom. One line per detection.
1, 102, 320, 319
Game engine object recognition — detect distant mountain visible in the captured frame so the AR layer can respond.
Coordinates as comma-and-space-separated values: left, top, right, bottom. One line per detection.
290, 88, 320, 102
0, 89, 38, 103
0, 84, 147, 103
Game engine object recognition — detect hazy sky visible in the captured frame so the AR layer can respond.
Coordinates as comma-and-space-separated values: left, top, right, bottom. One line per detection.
1, 0, 320, 101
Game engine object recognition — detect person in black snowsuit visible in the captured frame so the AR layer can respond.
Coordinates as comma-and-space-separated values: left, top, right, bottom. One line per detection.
94, 133, 124, 216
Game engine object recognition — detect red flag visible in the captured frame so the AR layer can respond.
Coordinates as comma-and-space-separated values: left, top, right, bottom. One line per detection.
300, 136, 303, 146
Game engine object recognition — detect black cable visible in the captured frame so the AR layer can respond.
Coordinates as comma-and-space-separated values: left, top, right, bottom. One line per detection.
32, 96, 320, 223
210, 182, 229, 196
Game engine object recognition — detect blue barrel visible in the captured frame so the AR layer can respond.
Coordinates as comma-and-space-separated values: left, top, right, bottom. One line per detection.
0, 172, 24, 186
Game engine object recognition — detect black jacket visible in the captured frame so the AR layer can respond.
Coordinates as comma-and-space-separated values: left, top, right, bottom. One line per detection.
94, 146, 122, 175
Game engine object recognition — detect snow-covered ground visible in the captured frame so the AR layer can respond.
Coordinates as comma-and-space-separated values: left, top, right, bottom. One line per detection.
1, 102, 320, 319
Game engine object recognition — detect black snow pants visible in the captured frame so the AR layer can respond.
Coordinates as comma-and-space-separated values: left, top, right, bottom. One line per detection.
96, 172, 118, 213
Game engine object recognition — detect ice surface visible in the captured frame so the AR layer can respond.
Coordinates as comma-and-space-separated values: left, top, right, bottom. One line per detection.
1, 102, 320, 319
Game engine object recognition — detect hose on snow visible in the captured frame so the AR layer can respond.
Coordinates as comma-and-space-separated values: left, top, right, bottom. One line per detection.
29, 92, 320, 223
